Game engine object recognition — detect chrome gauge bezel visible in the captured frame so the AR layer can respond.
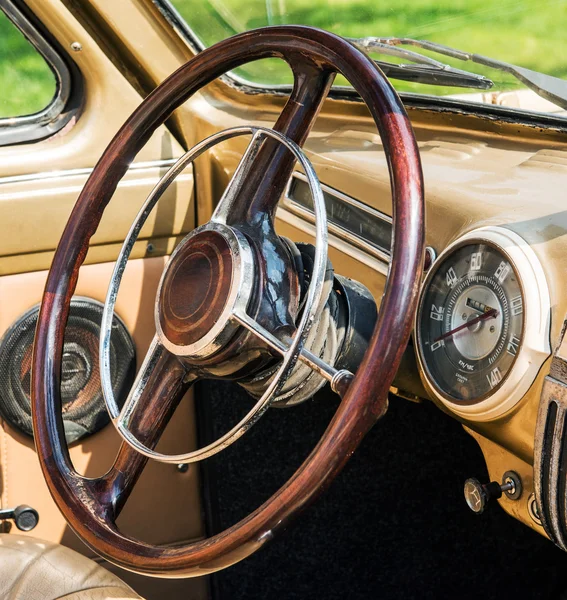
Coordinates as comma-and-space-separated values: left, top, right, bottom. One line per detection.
415, 226, 551, 422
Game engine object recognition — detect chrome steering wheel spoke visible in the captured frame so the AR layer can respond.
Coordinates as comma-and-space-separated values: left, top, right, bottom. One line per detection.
233, 310, 353, 395
211, 130, 267, 226
116, 336, 171, 430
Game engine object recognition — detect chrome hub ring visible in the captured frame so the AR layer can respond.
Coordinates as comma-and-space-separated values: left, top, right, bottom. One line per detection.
155, 221, 255, 358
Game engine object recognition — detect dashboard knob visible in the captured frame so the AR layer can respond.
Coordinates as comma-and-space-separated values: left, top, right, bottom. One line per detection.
13, 505, 39, 531
464, 478, 515, 514
0, 504, 39, 531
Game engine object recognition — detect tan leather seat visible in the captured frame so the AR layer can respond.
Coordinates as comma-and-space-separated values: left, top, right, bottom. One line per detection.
0, 534, 142, 599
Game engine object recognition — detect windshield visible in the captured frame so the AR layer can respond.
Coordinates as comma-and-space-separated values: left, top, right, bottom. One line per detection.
164, 0, 567, 119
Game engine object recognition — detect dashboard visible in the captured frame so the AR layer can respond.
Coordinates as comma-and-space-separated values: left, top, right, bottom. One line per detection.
251, 113, 567, 540
284, 167, 552, 421
159, 72, 567, 545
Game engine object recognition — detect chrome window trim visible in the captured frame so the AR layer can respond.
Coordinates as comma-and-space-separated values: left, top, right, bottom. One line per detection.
0, 0, 75, 146
0, 158, 180, 186
283, 171, 391, 266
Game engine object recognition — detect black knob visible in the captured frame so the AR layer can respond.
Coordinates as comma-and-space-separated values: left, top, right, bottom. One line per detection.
464, 478, 512, 514
13, 505, 39, 531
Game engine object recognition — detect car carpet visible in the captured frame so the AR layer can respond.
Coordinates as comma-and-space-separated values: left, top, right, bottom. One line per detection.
198, 380, 567, 600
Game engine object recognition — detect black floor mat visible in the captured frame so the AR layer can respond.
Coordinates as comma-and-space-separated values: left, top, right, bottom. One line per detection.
199, 381, 567, 599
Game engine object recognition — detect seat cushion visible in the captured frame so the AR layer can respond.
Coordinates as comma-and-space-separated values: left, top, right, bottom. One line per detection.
0, 534, 142, 600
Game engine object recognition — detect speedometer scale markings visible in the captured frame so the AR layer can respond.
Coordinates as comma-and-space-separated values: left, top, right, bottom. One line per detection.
417, 243, 524, 403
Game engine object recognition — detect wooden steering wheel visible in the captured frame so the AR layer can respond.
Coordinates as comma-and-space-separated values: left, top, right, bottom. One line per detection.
32, 26, 424, 577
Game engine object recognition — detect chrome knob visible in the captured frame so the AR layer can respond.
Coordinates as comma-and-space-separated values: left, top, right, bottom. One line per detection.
0, 505, 39, 531
464, 478, 515, 514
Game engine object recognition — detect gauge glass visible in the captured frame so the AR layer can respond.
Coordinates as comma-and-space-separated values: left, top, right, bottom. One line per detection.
417, 242, 524, 403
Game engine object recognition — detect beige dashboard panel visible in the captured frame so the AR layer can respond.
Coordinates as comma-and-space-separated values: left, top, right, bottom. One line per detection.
0, 257, 204, 555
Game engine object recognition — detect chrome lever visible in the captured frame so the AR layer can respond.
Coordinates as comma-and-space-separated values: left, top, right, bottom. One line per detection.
0, 505, 39, 531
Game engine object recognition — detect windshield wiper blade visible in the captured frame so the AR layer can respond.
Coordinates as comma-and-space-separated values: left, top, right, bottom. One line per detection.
351, 36, 567, 110
373, 60, 494, 89
348, 36, 493, 90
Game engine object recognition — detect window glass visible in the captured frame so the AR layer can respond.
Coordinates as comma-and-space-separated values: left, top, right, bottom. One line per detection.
0, 8, 56, 119
166, 0, 567, 118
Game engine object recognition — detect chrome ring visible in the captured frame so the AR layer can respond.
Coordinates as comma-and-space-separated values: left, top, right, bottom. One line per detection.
100, 125, 328, 463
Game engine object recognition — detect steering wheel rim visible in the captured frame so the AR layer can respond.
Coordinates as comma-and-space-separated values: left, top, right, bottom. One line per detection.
32, 26, 424, 577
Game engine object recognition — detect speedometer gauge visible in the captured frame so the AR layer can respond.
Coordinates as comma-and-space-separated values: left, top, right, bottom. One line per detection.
417, 242, 523, 401
415, 227, 551, 421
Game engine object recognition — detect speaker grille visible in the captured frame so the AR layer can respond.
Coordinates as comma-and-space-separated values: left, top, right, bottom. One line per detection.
0, 297, 136, 443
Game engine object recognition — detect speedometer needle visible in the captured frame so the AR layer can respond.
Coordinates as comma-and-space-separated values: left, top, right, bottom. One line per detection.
434, 308, 498, 343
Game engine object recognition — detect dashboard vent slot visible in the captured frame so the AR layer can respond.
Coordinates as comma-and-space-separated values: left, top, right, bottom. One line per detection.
534, 335, 567, 551
520, 149, 567, 171
283, 173, 392, 264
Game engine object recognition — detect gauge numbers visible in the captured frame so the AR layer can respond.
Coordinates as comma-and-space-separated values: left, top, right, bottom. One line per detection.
417, 242, 524, 403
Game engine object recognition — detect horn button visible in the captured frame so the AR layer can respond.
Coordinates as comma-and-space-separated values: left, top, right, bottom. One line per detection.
155, 223, 254, 358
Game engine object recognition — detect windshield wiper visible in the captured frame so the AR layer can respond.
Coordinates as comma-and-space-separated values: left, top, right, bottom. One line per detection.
348, 36, 493, 90
349, 36, 567, 110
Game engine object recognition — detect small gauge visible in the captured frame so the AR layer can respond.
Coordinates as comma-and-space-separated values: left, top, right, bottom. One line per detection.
415, 227, 551, 421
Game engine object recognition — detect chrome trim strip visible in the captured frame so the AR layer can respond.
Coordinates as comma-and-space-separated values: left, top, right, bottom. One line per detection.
0, 158, 181, 186
283, 171, 392, 265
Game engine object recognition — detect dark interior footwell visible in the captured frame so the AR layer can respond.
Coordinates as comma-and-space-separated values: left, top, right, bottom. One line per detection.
198, 381, 567, 599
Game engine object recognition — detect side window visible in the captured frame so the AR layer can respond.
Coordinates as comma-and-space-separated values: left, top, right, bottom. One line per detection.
0, 7, 55, 118
0, 1, 74, 146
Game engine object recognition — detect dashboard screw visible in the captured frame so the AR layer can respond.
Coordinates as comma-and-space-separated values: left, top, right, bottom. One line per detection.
177, 463, 189, 473
146, 243, 155, 254
501, 471, 522, 500
528, 492, 542, 525
70, 41, 82, 52
424, 246, 436, 271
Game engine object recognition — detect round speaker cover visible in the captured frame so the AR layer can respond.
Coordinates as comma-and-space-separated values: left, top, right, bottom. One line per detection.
0, 297, 136, 443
